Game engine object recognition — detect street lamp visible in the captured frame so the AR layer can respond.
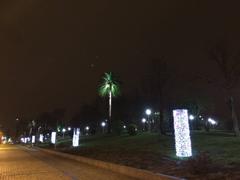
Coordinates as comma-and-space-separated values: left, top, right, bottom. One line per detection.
85, 126, 90, 135
101, 122, 106, 133
142, 118, 146, 131
62, 128, 66, 138
189, 115, 195, 120
142, 118, 147, 123
145, 109, 152, 132
68, 127, 71, 131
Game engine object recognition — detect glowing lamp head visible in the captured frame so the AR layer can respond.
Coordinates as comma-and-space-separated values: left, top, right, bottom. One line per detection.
123, 125, 126, 129
146, 109, 152, 116
189, 115, 195, 120
101, 122, 106, 127
142, 118, 146, 123
68, 127, 71, 131
85, 126, 90, 131
62, 128, 66, 133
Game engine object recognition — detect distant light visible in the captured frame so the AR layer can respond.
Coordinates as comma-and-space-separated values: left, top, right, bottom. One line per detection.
51, 132, 56, 144
173, 109, 192, 158
68, 127, 71, 131
101, 122, 106, 127
146, 109, 152, 116
189, 115, 195, 120
199, 115, 202, 118
85, 126, 90, 131
123, 125, 126, 129
142, 118, 146, 123
16, 118, 19, 121
62, 128, 66, 133
208, 118, 217, 125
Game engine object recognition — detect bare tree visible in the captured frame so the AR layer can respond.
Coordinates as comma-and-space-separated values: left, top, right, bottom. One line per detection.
143, 57, 171, 135
209, 42, 240, 136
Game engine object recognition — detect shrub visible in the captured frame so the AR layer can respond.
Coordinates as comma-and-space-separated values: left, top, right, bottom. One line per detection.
112, 120, 124, 135
127, 124, 138, 136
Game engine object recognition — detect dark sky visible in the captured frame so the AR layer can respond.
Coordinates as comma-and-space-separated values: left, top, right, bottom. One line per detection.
1, 1, 240, 130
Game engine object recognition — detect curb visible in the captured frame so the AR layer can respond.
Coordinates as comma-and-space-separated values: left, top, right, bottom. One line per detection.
36, 147, 184, 180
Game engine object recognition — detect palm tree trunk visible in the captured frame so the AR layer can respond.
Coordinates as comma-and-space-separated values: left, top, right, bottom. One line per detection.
108, 91, 112, 133
230, 97, 240, 137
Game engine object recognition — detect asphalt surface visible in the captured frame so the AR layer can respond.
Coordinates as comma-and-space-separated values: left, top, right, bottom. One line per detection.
0, 144, 137, 180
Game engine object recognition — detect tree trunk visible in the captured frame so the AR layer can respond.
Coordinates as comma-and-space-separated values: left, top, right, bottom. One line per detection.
229, 97, 240, 137
159, 90, 166, 135
159, 107, 165, 135
108, 91, 112, 133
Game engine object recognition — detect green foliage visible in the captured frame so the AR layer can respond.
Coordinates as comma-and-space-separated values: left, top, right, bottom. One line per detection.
99, 72, 120, 97
127, 124, 138, 136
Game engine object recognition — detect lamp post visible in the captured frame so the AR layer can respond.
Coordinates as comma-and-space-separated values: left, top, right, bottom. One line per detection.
145, 109, 152, 132
101, 122, 106, 133
85, 126, 90, 135
142, 118, 146, 131
16, 118, 19, 140
62, 128, 66, 138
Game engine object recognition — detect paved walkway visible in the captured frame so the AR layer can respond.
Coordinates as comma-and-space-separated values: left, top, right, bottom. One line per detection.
0, 145, 136, 180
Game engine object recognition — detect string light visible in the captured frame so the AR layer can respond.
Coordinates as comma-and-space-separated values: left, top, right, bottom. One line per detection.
173, 109, 192, 157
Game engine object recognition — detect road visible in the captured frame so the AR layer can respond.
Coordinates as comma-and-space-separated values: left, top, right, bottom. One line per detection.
0, 144, 137, 180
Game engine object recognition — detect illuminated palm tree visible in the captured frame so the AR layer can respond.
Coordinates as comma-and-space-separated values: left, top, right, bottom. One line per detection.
99, 72, 120, 133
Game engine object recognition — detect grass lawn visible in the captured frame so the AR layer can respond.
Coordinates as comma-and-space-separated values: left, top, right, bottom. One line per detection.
40, 131, 240, 179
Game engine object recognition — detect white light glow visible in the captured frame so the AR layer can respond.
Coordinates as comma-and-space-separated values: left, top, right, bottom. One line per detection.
21, 138, 24, 143
173, 109, 192, 158
101, 122, 106, 127
32, 136, 35, 144
68, 127, 71, 131
142, 118, 146, 123
189, 115, 195, 120
85, 126, 90, 131
62, 128, 66, 133
123, 125, 126, 129
39, 134, 44, 142
146, 109, 152, 116
51, 132, 56, 144
208, 118, 217, 125
72, 128, 80, 147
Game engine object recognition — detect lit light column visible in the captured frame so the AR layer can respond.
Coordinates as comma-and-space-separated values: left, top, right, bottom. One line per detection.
39, 134, 44, 143
173, 109, 192, 157
51, 132, 56, 144
72, 128, 80, 147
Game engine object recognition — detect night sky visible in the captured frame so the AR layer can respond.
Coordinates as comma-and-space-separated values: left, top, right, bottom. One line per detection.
1, 1, 240, 130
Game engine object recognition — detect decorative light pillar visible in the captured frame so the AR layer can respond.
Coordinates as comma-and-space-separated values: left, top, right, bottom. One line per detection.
72, 128, 80, 147
173, 109, 192, 157
51, 132, 56, 144
39, 134, 44, 143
